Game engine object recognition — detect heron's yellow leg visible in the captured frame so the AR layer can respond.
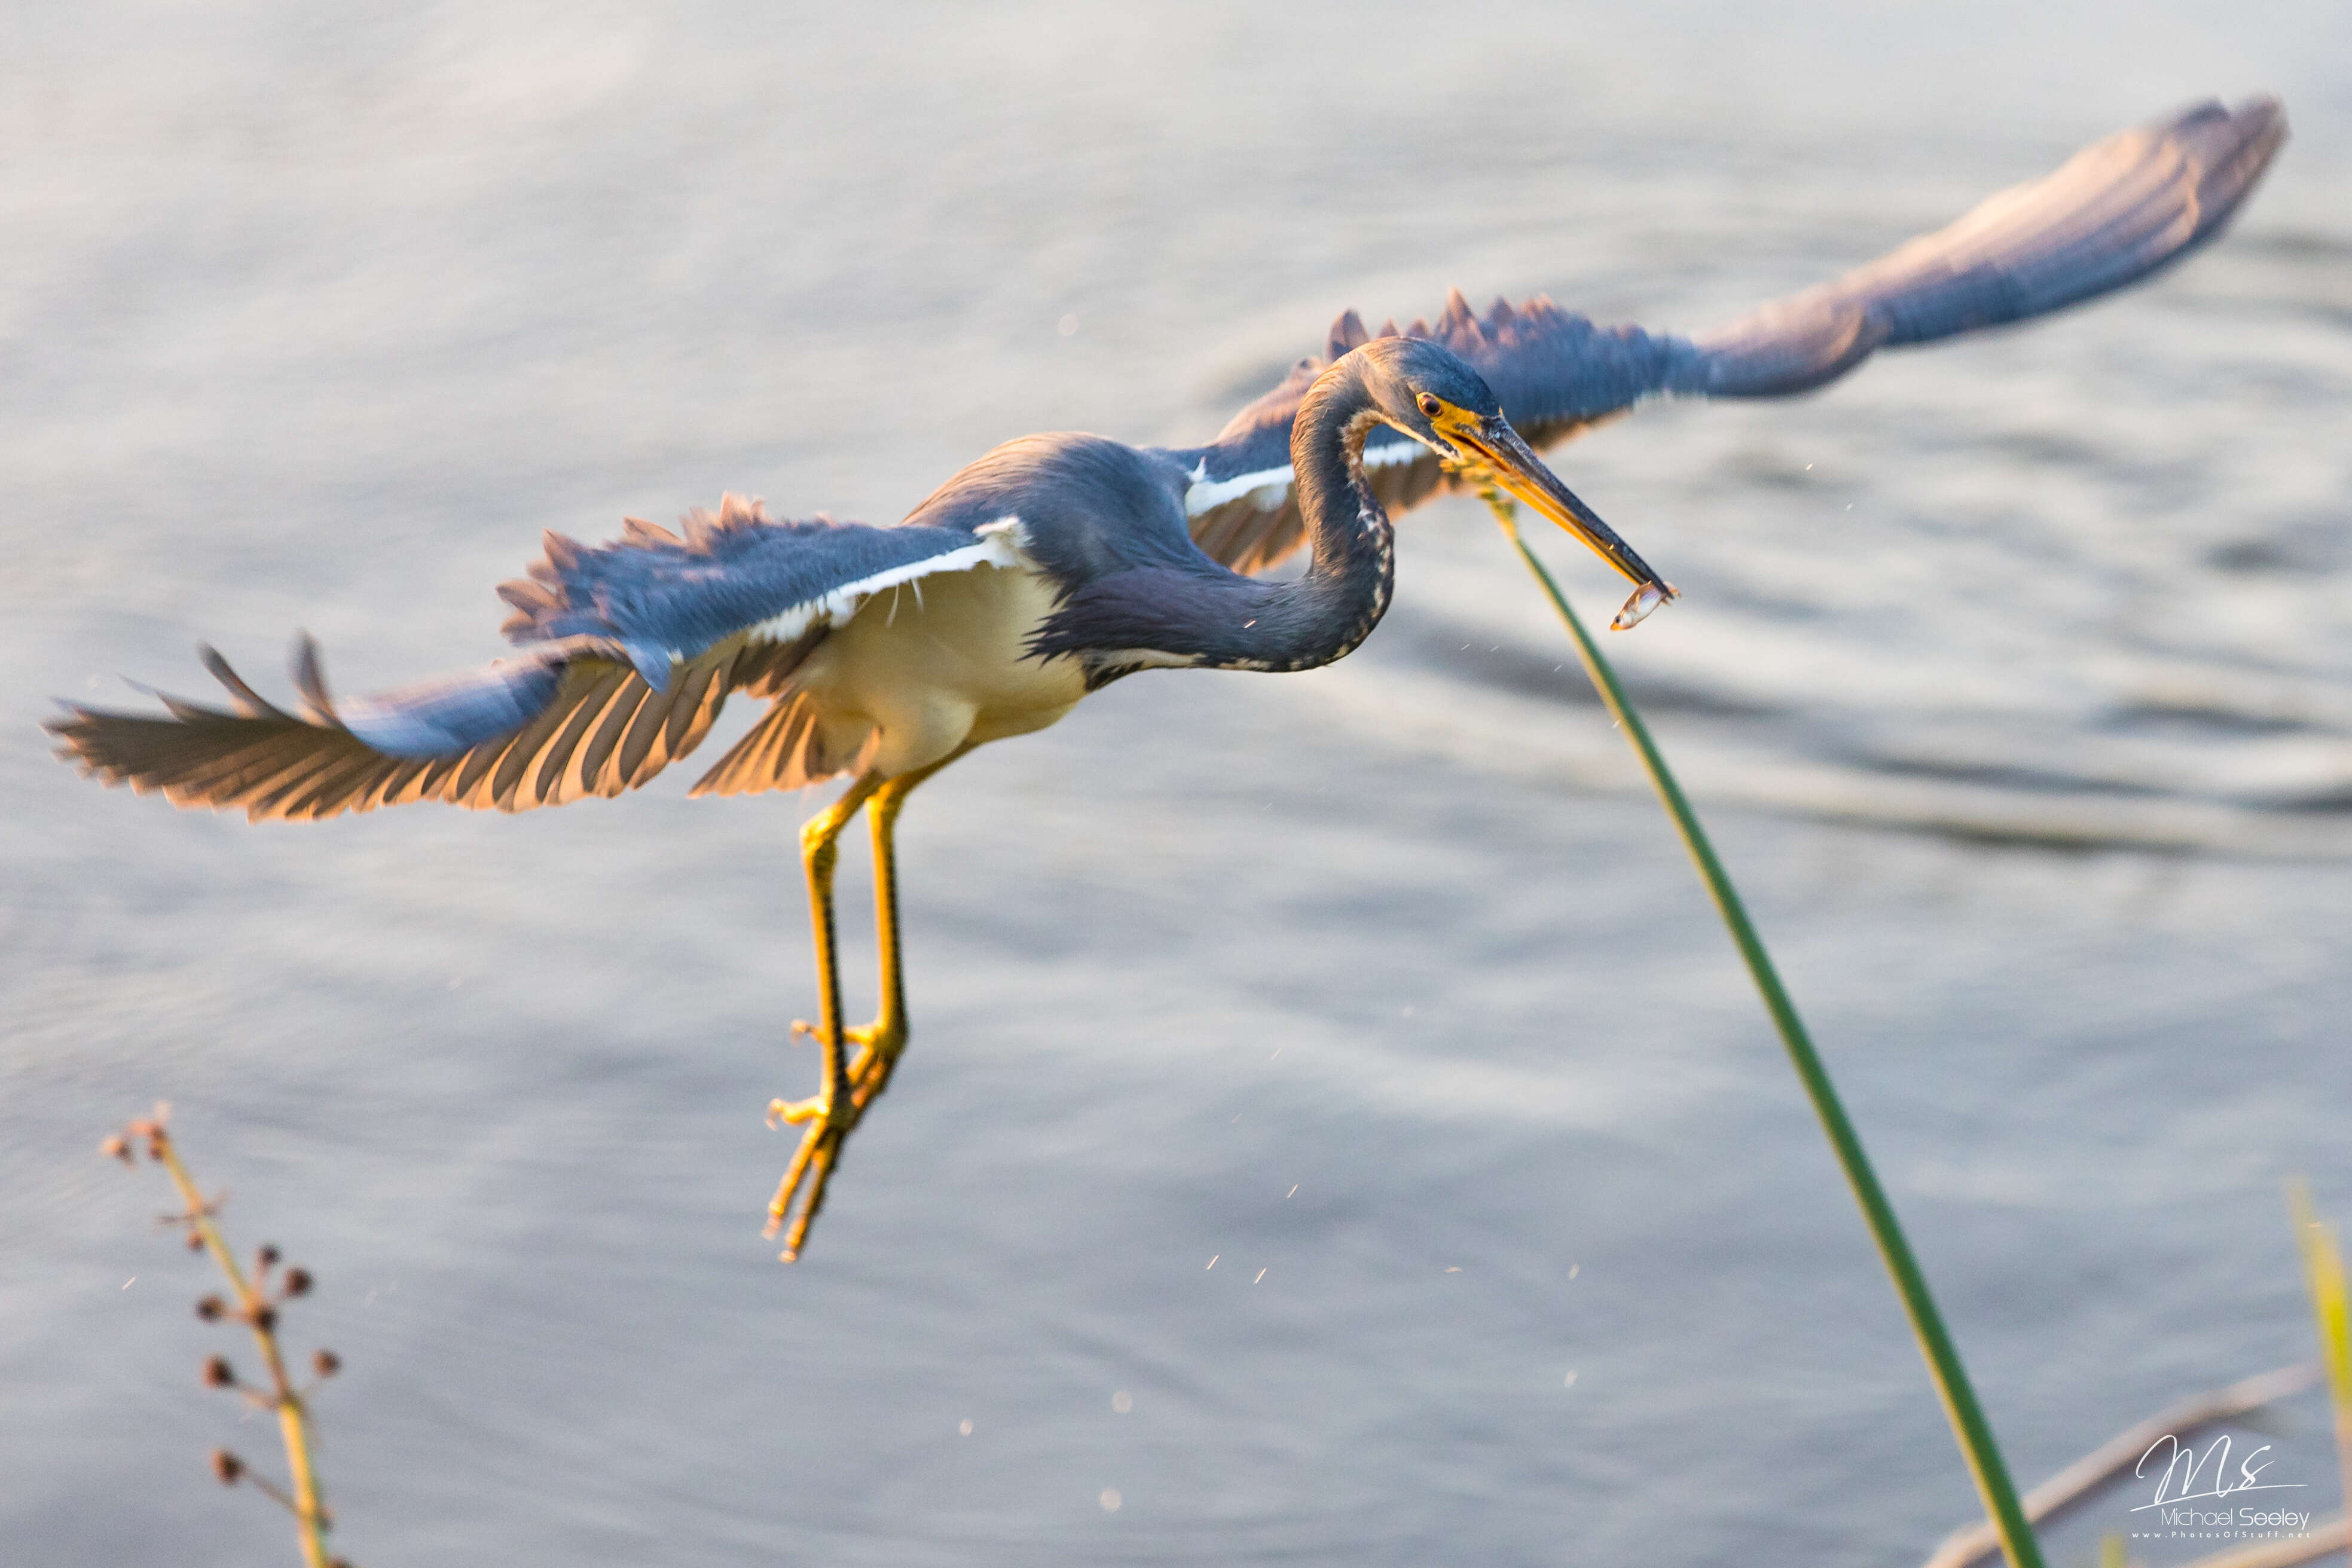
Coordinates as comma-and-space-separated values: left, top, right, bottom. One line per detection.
765, 772, 885, 1260
841, 747, 966, 1108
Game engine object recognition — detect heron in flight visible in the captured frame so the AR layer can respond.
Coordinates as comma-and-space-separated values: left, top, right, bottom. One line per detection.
50, 97, 2281, 1258
53, 337, 1669, 1257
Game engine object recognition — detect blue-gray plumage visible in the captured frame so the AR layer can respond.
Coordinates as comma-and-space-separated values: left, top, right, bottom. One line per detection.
1178, 97, 2286, 573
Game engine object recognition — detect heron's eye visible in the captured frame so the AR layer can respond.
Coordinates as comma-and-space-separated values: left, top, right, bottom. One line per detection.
1417, 394, 1444, 420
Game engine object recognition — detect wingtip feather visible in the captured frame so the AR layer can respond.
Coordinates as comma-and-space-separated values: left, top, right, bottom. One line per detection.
287, 631, 340, 727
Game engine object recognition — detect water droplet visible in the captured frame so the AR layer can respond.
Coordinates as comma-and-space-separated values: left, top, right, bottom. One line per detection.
1099, 1488, 1123, 1512
1564, 1370, 1579, 1389
1111, 1390, 1132, 1414
959, 1419, 973, 1435
1058, 314, 1080, 337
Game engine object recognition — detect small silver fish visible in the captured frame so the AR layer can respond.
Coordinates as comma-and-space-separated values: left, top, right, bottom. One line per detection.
1611, 580, 1679, 631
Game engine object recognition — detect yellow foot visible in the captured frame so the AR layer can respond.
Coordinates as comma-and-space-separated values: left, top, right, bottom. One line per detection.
762, 1082, 849, 1263
842, 1021, 906, 1109
762, 1020, 908, 1262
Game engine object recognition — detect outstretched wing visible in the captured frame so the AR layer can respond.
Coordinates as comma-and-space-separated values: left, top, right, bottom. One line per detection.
1184, 96, 2287, 574
49, 497, 1022, 821
1678, 95, 2287, 397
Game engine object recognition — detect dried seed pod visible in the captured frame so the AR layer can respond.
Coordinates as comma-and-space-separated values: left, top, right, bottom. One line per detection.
210, 1448, 243, 1485
196, 1295, 226, 1321
184, 1233, 203, 1251
201, 1355, 236, 1388
256, 1244, 280, 1270
311, 1349, 341, 1378
250, 1304, 277, 1332
99, 1135, 130, 1163
281, 1268, 313, 1298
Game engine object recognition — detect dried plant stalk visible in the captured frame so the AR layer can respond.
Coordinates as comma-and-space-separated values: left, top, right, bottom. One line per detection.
106, 1104, 344, 1568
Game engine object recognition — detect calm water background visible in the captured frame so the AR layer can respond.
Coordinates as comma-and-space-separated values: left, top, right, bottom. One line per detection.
6, 4, 2351, 1564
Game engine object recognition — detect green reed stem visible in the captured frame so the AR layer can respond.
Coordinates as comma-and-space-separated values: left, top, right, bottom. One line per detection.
1489, 502, 2047, 1568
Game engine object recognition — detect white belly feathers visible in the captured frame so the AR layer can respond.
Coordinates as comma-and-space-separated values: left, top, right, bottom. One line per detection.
788, 559, 1087, 778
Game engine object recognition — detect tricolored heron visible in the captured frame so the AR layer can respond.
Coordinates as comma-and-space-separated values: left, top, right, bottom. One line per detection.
49, 96, 2282, 1259
50, 337, 1667, 1258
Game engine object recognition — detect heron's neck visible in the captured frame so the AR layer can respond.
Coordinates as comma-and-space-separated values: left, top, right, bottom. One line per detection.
1258, 372, 1396, 669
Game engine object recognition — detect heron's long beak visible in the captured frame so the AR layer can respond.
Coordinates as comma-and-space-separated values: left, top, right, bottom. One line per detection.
1448, 418, 1680, 629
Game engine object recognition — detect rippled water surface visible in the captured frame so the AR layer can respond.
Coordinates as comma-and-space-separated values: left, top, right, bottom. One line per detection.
6, 4, 2352, 1564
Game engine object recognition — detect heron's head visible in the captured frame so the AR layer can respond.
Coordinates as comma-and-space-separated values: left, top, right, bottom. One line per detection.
1349, 334, 1678, 629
